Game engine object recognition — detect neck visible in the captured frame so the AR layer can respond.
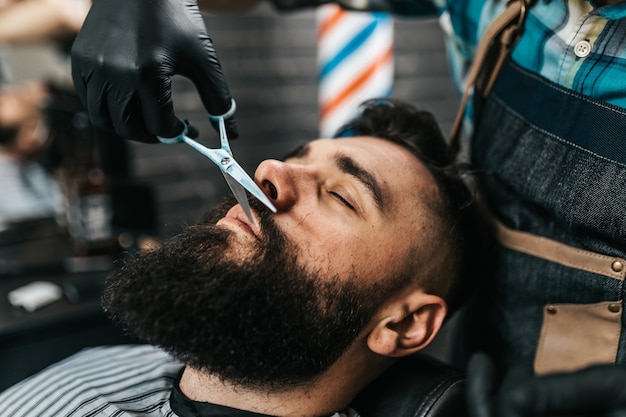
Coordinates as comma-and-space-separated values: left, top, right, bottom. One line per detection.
178, 346, 394, 417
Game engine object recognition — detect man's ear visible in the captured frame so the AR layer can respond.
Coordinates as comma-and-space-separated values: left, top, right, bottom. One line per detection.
366, 290, 447, 357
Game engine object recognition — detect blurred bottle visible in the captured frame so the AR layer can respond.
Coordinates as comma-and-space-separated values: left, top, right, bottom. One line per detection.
62, 111, 118, 260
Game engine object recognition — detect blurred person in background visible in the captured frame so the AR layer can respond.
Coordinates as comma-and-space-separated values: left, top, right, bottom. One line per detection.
0, 81, 64, 226
0, 0, 89, 227
0, 0, 90, 84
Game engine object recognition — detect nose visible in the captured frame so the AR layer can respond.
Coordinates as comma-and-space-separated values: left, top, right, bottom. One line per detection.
254, 159, 306, 211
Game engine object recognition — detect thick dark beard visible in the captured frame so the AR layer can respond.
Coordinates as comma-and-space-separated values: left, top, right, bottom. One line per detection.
103, 196, 399, 389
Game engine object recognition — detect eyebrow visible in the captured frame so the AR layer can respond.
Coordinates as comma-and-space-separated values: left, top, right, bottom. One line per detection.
281, 143, 309, 160
335, 152, 385, 213
283, 142, 386, 212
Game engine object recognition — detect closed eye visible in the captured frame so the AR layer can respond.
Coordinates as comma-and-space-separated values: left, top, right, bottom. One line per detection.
329, 191, 355, 211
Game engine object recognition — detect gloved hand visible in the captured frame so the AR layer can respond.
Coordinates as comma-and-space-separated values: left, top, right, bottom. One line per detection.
468, 352, 626, 417
71, 0, 236, 143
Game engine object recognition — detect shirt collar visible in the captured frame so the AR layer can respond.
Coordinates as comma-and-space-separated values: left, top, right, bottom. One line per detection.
169, 368, 359, 417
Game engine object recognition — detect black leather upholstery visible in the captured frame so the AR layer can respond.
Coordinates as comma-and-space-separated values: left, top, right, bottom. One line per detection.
350, 354, 468, 417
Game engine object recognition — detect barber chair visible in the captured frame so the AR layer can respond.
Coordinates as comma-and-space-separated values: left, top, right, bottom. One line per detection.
351, 353, 468, 417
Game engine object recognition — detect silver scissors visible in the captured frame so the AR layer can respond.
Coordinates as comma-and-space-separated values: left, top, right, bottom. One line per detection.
158, 99, 276, 223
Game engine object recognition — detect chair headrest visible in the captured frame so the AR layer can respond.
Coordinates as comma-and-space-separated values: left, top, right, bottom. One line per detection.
350, 353, 468, 417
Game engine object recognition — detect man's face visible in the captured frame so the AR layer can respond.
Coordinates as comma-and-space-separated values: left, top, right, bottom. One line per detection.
103, 136, 441, 389
224, 136, 441, 283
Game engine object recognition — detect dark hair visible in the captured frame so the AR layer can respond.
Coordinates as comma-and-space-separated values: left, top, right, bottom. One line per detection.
334, 98, 492, 314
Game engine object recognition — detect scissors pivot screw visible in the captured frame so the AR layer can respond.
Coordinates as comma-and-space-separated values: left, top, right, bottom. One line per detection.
221, 157, 231, 165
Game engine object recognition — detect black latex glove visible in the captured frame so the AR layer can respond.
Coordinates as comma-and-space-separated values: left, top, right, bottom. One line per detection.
468, 353, 626, 417
71, 0, 236, 143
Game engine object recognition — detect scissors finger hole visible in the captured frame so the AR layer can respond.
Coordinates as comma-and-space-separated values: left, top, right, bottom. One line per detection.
157, 120, 190, 144
207, 98, 237, 121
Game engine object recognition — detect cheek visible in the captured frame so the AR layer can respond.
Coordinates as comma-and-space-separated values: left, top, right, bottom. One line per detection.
277, 215, 392, 279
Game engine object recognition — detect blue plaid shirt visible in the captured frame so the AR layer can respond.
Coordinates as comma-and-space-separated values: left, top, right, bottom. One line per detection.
393, 0, 626, 109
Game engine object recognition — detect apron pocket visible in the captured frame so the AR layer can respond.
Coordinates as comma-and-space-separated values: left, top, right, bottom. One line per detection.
534, 301, 622, 375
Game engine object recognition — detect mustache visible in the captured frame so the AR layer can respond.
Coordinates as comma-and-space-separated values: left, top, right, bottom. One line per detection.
202, 193, 286, 247
250, 194, 280, 236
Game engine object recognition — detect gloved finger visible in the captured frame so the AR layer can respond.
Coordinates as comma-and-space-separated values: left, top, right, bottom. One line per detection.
71, 15, 115, 133
467, 353, 498, 417
73, 55, 144, 140
138, 74, 185, 140
495, 364, 535, 417
185, 121, 199, 139
180, 36, 239, 139
70, 60, 89, 113
70, 10, 96, 111
499, 364, 626, 417
84, 84, 115, 135
107, 92, 157, 143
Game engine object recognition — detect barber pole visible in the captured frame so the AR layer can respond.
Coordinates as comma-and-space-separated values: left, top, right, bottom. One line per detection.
316, 4, 394, 137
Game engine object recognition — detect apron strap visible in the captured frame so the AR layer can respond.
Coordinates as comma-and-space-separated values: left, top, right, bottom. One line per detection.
494, 219, 626, 281
450, 0, 530, 154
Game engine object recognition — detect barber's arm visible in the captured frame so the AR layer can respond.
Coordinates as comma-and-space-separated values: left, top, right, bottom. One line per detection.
467, 352, 626, 417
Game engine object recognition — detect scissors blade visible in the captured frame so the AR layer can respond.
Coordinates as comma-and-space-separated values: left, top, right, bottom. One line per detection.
222, 160, 277, 217
222, 172, 256, 223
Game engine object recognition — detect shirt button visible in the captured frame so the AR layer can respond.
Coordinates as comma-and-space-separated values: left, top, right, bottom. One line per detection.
574, 40, 592, 58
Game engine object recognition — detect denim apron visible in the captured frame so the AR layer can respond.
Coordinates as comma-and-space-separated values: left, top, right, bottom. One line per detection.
462, 58, 626, 374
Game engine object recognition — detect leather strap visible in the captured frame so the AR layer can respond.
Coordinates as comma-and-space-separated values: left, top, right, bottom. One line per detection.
494, 220, 626, 281
450, 0, 529, 154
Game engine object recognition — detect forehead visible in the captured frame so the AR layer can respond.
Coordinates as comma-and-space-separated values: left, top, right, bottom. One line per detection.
293, 136, 439, 214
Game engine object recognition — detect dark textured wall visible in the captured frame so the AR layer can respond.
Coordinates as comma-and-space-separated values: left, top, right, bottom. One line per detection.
128, 5, 457, 238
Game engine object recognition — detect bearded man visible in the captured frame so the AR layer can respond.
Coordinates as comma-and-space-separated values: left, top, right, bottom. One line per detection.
0, 98, 485, 417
